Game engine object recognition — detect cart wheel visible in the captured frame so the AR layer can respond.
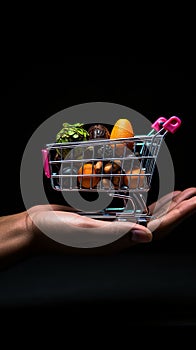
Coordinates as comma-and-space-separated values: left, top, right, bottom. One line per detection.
137, 217, 147, 227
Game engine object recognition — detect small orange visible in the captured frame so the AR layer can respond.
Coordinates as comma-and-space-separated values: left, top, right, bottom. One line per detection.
77, 163, 100, 188
110, 118, 134, 154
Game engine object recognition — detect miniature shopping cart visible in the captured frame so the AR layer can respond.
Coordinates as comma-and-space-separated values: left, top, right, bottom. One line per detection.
42, 116, 181, 225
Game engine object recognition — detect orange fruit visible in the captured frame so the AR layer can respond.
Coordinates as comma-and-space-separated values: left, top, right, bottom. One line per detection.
77, 163, 100, 188
110, 118, 134, 154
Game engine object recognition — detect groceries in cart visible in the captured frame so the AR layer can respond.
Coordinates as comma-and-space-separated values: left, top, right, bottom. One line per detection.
42, 118, 147, 191
42, 115, 181, 223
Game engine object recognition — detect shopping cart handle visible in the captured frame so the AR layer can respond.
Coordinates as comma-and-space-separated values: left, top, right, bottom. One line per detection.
151, 117, 167, 131
152, 116, 181, 133
42, 149, 51, 178
162, 116, 181, 133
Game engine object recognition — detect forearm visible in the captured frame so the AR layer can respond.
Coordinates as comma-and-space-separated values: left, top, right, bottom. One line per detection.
0, 212, 34, 269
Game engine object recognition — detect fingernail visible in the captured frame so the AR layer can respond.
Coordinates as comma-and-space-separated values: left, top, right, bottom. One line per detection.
131, 230, 152, 243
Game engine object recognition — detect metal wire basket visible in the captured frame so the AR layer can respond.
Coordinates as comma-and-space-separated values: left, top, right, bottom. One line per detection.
42, 116, 181, 224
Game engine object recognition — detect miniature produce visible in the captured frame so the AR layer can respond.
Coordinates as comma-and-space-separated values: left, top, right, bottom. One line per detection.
88, 124, 110, 139
56, 122, 89, 158
110, 118, 135, 155
103, 160, 125, 189
110, 118, 134, 139
77, 163, 100, 189
103, 160, 121, 173
124, 168, 146, 189
55, 119, 143, 191
56, 122, 89, 143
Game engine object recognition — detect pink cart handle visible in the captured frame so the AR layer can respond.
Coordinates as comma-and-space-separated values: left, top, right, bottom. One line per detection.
42, 149, 51, 178
162, 116, 181, 133
152, 116, 181, 133
151, 117, 167, 131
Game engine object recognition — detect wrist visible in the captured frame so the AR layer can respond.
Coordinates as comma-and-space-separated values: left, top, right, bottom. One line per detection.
0, 211, 36, 267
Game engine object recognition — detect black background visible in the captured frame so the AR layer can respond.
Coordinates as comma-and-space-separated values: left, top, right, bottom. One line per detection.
0, 58, 196, 327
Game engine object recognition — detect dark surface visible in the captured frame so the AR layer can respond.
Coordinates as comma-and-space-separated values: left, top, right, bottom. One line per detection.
1, 248, 196, 326
0, 59, 195, 326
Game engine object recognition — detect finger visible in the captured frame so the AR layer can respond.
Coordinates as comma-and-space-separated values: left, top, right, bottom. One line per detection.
148, 195, 196, 239
167, 187, 196, 210
97, 224, 152, 254
148, 191, 181, 214
149, 187, 196, 218
73, 220, 153, 254
159, 188, 196, 217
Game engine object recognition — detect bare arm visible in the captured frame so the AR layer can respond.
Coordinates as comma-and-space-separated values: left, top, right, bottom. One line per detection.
0, 212, 34, 269
0, 206, 152, 269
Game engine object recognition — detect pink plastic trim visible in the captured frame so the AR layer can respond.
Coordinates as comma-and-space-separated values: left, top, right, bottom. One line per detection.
42, 149, 51, 178
163, 116, 181, 134
151, 117, 167, 131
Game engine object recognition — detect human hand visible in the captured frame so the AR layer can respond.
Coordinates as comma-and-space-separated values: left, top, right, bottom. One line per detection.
147, 187, 196, 240
1, 187, 195, 269
26, 187, 196, 254
27, 187, 196, 255
27, 204, 152, 255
